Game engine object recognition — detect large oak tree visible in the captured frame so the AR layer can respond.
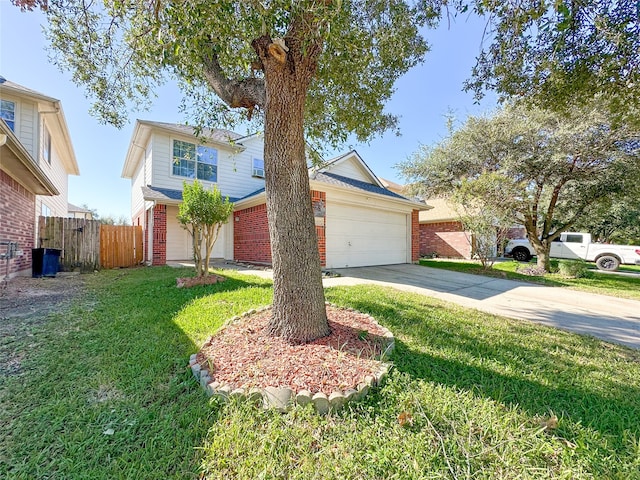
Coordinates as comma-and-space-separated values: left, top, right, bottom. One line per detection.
15, 0, 438, 342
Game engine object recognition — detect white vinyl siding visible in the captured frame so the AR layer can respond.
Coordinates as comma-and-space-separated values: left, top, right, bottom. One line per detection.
165, 205, 231, 261
325, 201, 409, 268
326, 158, 372, 183
149, 132, 265, 199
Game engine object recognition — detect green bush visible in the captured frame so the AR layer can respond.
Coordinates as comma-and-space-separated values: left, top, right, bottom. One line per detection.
558, 259, 591, 278
549, 259, 560, 273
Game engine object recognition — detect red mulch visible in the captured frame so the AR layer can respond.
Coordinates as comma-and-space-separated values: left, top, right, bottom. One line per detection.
196, 306, 391, 394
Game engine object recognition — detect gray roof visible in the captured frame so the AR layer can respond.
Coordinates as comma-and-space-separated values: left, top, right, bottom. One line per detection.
0, 77, 59, 103
137, 120, 242, 145
141, 185, 240, 203
312, 172, 411, 200
235, 172, 414, 204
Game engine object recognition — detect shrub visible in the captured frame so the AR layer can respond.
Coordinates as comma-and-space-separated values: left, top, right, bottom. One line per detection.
557, 259, 591, 278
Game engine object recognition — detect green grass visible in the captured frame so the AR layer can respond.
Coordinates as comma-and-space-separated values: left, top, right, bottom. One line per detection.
420, 258, 640, 300
2, 267, 640, 479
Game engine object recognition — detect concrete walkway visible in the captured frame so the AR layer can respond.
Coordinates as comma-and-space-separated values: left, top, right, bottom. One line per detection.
325, 264, 640, 349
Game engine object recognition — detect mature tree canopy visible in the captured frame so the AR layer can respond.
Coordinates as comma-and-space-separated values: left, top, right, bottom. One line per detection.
400, 102, 640, 270
462, 0, 640, 126
573, 195, 640, 245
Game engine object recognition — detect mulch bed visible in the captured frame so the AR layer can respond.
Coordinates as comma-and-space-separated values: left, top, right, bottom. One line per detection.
196, 306, 391, 394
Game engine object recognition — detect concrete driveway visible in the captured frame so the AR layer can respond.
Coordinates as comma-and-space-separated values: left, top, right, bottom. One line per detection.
324, 264, 640, 349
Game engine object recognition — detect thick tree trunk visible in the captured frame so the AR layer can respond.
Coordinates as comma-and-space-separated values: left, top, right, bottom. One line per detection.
262, 50, 329, 342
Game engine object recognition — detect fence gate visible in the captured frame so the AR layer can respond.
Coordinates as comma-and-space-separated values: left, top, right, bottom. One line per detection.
38, 217, 101, 272
100, 225, 143, 269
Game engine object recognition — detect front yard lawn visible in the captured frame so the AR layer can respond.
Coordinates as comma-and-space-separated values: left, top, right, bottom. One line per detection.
419, 258, 640, 301
2, 266, 639, 479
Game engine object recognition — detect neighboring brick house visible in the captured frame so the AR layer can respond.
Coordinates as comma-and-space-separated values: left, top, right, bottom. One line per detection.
0, 78, 79, 279
377, 182, 526, 259
121, 120, 426, 268
416, 197, 525, 259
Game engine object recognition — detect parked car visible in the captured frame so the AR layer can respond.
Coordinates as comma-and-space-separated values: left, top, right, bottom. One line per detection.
504, 232, 640, 271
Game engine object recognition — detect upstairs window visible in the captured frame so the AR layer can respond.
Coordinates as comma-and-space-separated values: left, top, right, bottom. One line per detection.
252, 158, 265, 178
172, 140, 218, 182
1, 100, 15, 131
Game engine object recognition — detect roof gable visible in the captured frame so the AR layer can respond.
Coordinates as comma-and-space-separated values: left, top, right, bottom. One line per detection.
316, 150, 383, 187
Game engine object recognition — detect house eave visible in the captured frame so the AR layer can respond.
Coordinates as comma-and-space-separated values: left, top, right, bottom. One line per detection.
0, 120, 59, 196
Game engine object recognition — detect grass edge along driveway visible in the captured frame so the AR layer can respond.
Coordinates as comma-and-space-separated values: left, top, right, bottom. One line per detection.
1, 266, 639, 479
419, 258, 640, 301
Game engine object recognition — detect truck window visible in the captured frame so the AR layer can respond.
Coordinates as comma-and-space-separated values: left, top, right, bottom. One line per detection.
565, 234, 583, 243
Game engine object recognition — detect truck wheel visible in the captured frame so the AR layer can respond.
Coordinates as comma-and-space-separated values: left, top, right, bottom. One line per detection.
512, 247, 531, 262
595, 255, 620, 271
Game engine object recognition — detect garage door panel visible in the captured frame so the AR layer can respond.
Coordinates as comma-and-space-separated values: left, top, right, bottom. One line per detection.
326, 201, 408, 268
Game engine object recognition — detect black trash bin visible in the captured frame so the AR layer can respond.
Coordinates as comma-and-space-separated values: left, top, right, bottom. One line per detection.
32, 248, 61, 277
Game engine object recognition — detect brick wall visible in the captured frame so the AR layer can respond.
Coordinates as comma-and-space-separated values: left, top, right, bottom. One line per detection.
152, 204, 166, 265
234, 190, 327, 267
0, 169, 36, 277
233, 203, 271, 264
419, 221, 472, 259
312, 190, 326, 267
411, 209, 420, 262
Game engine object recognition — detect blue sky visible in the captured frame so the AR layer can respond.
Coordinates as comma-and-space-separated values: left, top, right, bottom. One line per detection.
0, 3, 495, 219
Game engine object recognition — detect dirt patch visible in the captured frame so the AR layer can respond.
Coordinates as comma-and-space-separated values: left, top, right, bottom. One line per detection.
0, 273, 85, 377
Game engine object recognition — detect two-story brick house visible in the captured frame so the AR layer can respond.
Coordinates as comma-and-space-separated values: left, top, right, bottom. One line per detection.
122, 120, 426, 269
0, 78, 79, 278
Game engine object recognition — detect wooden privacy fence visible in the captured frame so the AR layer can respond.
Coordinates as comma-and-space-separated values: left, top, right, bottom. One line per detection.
38, 217, 143, 271
100, 225, 143, 269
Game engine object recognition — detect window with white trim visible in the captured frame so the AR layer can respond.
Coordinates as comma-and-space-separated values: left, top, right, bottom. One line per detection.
252, 158, 265, 178
172, 140, 218, 182
1, 100, 15, 131
41, 203, 51, 217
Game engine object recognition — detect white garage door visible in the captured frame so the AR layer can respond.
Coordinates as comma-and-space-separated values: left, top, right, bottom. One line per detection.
165, 205, 227, 261
326, 202, 409, 268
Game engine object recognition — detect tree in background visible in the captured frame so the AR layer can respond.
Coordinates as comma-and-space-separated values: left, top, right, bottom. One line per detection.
178, 181, 233, 278
449, 174, 513, 269
574, 196, 640, 245
463, 0, 640, 127
400, 103, 640, 272
13, 0, 438, 342
100, 215, 131, 226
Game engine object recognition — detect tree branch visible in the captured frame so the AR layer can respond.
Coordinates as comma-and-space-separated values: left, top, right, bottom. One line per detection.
202, 48, 266, 115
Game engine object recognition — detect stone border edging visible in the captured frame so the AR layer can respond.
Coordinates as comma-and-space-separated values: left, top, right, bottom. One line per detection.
189, 303, 394, 414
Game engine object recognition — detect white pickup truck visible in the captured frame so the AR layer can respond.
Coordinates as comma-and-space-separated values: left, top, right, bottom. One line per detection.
504, 232, 640, 271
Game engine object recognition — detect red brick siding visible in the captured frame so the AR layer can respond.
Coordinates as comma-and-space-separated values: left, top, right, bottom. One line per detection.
234, 190, 327, 267
233, 203, 271, 264
411, 210, 420, 262
152, 204, 166, 265
312, 190, 326, 267
0, 169, 36, 277
419, 221, 472, 259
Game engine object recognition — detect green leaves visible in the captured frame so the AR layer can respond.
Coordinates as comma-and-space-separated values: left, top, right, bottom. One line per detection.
400, 102, 640, 243
178, 180, 233, 229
